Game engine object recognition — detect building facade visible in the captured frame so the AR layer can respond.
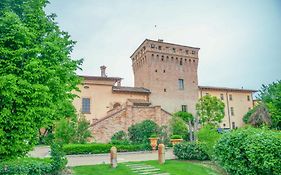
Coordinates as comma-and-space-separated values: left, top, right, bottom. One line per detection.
73, 39, 256, 142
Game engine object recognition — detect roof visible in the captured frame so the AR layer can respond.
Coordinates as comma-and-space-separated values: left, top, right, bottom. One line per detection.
130, 39, 200, 58
112, 86, 151, 94
128, 99, 151, 106
199, 86, 257, 92
80, 75, 122, 82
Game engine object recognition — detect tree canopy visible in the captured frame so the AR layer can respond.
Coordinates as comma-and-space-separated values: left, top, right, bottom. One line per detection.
196, 95, 225, 126
0, 0, 82, 159
259, 80, 281, 130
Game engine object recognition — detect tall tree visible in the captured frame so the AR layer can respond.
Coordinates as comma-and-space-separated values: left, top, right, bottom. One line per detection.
259, 80, 281, 130
196, 95, 225, 126
0, 0, 82, 159
174, 111, 194, 141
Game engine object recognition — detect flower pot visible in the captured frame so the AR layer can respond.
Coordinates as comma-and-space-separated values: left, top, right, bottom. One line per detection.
149, 137, 158, 151
171, 139, 183, 146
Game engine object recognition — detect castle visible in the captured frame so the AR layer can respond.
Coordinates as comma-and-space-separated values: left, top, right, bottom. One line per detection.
73, 39, 256, 142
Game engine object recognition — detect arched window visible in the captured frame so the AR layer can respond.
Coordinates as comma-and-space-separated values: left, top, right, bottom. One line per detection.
113, 103, 121, 108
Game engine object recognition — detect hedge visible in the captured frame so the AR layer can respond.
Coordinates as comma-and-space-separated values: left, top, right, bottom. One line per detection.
0, 158, 53, 175
63, 143, 150, 155
214, 127, 281, 175
173, 142, 209, 160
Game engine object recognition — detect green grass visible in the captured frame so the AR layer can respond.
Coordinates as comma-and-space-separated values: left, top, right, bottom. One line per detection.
72, 160, 222, 175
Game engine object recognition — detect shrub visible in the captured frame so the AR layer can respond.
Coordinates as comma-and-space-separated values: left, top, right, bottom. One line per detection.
62, 143, 149, 155
171, 135, 183, 139
158, 125, 171, 146
174, 142, 209, 160
55, 114, 92, 144
111, 130, 128, 141
128, 120, 159, 144
197, 124, 221, 158
214, 127, 281, 175
0, 158, 53, 175
50, 142, 67, 174
170, 116, 188, 140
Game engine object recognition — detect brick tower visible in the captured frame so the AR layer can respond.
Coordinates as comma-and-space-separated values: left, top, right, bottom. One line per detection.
130, 39, 200, 115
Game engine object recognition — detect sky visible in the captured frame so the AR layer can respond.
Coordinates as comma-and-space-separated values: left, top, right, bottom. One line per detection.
45, 0, 281, 90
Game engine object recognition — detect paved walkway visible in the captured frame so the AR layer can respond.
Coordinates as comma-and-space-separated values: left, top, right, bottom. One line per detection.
29, 146, 176, 167
67, 149, 175, 167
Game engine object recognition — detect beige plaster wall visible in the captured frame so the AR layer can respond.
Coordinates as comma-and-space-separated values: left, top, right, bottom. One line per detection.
199, 89, 254, 128
72, 80, 148, 123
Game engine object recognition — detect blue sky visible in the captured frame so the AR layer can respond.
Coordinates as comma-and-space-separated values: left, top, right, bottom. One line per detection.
45, 0, 281, 90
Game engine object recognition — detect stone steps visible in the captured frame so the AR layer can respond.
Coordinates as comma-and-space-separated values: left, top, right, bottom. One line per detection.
125, 163, 170, 175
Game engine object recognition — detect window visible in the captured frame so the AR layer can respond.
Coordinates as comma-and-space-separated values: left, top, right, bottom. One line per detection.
229, 94, 233, 101
158, 46, 162, 50
223, 123, 226, 127
178, 79, 184, 90
164, 88, 166, 92
248, 107, 251, 111
220, 94, 224, 100
230, 107, 234, 116
247, 95, 250, 101
163, 70, 166, 73
82, 98, 90, 113
172, 48, 176, 52
151, 44, 155, 48
155, 69, 157, 72
192, 50, 195, 54
181, 105, 187, 112
232, 122, 236, 129
179, 60, 183, 65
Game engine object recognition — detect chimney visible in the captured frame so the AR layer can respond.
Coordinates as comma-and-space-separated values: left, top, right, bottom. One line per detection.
117, 80, 121, 86
100, 65, 107, 77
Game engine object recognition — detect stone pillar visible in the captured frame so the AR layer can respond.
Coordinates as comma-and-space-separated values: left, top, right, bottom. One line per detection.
158, 144, 165, 164
110, 146, 117, 168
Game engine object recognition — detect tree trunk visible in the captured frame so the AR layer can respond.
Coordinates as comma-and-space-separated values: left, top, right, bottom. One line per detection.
188, 121, 193, 141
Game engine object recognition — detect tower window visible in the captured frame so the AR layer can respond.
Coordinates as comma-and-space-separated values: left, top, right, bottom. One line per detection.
181, 105, 187, 112
178, 79, 184, 90
230, 107, 234, 116
82, 98, 90, 113
155, 69, 157, 72
192, 50, 195, 54
247, 95, 250, 101
180, 60, 183, 65
164, 88, 166, 92
158, 46, 162, 50
152, 54, 154, 57
172, 48, 176, 52
220, 94, 224, 100
161, 58, 164, 61
163, 70, 166, 73
151, 44, 155, 48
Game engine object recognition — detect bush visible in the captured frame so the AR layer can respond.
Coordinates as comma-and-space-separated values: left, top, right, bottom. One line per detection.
128, 120, 159, 144
170, 116, 188, 140
55, 114, 92, 144
62, 143, 149, 155
171, 135, 183, 139
0, 158, 53, 175
111, 130, 128, 141
174, 142, 209, 160
214, 127, 281, 175
50, 142, 67, 174
197, 124, 221, 158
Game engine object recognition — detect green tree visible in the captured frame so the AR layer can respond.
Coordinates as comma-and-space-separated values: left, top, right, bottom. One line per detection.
196, 95, 225, 126
170, 116, 188, 140
174, 111, 194, 141
259, 80, 281, 130
0, 0, 82, 159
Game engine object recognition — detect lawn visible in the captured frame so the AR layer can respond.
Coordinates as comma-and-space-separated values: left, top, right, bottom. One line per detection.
72, 160, 223, 175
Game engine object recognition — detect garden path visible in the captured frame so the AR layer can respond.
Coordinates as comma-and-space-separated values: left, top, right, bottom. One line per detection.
29, 146, 176, 167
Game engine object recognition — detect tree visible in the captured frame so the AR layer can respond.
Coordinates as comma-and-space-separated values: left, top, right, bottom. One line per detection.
170, 116, 189, 141
196, 95, 225, 126
259, 80, 281, 130
0, 0, 82, 159
174, 111, 194, 141
243, 104, 271, 127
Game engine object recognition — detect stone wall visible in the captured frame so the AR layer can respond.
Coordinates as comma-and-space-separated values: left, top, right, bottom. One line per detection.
91, 105, 172, 143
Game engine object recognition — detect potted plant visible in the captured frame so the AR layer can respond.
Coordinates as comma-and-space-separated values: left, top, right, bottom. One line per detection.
149, 133, 158, 151
170, 135, 183, 146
